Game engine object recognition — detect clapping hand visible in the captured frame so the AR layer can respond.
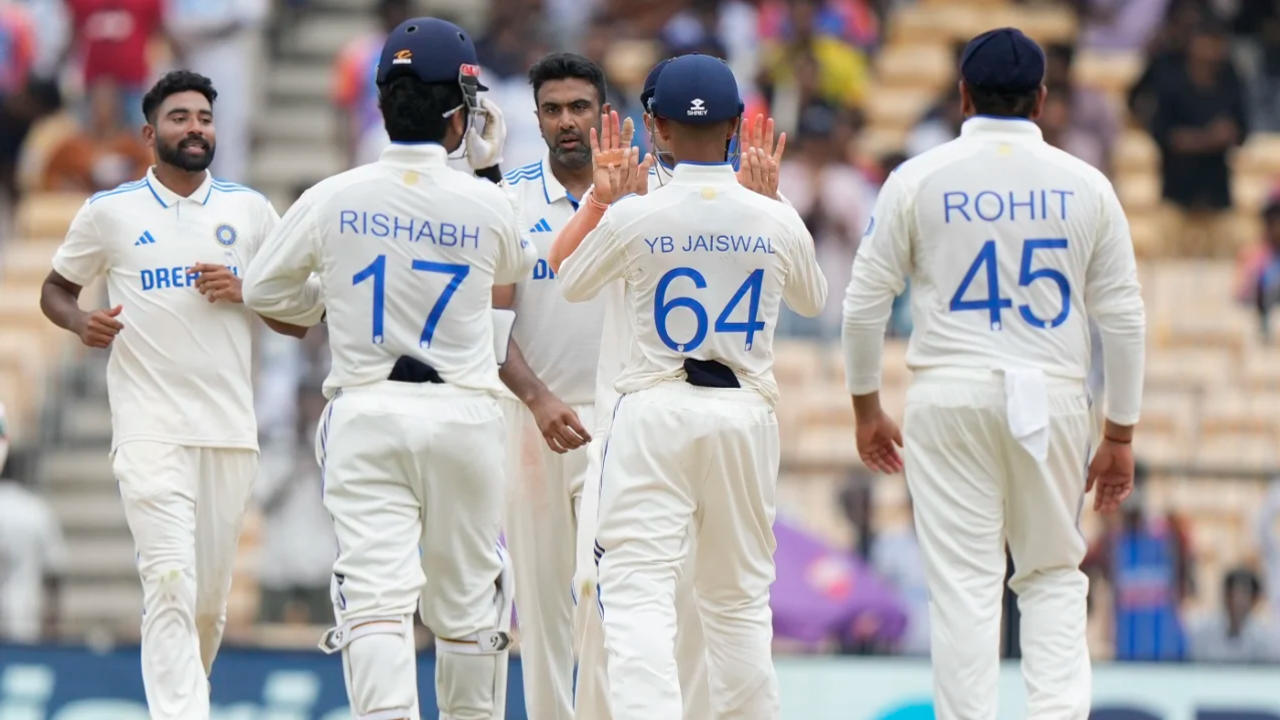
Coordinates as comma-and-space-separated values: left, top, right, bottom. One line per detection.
737, 113, 786, 199
589, 106, 653, 205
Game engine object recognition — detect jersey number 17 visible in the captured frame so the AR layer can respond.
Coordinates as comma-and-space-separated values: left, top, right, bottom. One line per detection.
353, 254, 469, 346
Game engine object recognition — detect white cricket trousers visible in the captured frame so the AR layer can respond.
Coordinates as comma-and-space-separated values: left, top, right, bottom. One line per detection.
112, 441, 258, 720
502, 397, 595, 720
572, 414, 711, 720
320, 381, 510, 720
595, 382, 780, 720
904, 369, 1092, 720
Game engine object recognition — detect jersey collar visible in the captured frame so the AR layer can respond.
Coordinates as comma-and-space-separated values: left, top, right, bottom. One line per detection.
539, 153, 581, 208
379, 142, 450, 169
671, 161, 736, 185
960, 115, 1044, 141
145, 166, 214, 208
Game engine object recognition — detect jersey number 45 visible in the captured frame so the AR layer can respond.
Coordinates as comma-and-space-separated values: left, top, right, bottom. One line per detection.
949, 238, 1071, 332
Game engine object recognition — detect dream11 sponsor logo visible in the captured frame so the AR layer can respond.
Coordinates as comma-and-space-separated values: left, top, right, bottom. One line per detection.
0, 664, 354, 720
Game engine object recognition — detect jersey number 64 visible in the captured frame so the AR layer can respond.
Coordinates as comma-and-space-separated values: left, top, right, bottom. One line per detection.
655, 266, 766, 353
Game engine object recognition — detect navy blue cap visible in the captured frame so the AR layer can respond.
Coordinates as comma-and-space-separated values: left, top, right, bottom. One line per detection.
640, 58, 673, 111
960, 27, 1045, 93
376, 17, 488, 90
650, 54, 743, 125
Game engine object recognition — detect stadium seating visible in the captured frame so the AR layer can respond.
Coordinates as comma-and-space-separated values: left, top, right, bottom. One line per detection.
7, 0, 1277, 654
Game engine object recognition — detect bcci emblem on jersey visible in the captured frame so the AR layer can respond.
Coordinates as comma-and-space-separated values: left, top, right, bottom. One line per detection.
216, 224, 238, 247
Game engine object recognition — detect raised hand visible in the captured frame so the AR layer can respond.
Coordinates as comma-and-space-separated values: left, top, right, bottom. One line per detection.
589, 108, 653, 205
466, 97, 507, 170
737, 113, 786, 198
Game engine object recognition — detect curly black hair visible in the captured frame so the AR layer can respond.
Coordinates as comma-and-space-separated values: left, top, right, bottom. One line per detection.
142, 70, 218, 124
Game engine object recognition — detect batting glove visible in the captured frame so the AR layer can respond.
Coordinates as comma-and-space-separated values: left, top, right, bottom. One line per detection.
466, 97, 506, 171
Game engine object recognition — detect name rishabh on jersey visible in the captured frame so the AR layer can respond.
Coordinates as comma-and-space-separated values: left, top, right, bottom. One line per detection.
51, 168, 280, 450
244, 143, 536, 399
559, 162, 827, 406
503, 155, 605, 405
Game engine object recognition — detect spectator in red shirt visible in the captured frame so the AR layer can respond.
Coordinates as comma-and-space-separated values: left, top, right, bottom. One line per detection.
332, 0, 410, 167
66, 0, 165, 127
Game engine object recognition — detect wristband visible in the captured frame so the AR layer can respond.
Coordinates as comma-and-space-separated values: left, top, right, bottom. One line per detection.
588, 193, 609, 211
474, 165, 502, 184
1104, 435, 1132, 444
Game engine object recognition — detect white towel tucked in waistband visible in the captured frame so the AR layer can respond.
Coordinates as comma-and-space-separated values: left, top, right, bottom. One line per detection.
1004, 368, 1049, 462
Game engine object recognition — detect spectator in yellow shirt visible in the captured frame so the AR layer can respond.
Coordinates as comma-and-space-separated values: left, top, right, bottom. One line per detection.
760, 0, 869, 120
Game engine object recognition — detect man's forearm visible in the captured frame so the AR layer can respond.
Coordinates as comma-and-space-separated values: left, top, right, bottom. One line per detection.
1102, 420, 1134, 443
1097, 312, 1145, 427
40, 280, 86, 334
842, 305, 891, 396
851, 391, 883, 421
261, 316, 309, 338
549, 191, 606, 273
243, 275, 325, 326
499, 338, 552, 406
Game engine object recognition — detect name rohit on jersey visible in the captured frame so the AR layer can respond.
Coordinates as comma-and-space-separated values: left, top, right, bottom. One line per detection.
339, 210, 481, 249
645, 234, 776, 254
139, 265, 239, 291
942, 188, 1075, 223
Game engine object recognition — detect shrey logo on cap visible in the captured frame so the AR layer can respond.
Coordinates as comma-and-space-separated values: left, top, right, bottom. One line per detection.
688, 98, 707, 117
393, 49, 413, 65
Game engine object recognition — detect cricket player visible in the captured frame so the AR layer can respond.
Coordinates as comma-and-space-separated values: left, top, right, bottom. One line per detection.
549, 58, 787, 719
38, 70, 306, 720
841, 28, 1145, 720
495, 52, 603, 720
242, 17, 530, 720
556, 54, 826, 719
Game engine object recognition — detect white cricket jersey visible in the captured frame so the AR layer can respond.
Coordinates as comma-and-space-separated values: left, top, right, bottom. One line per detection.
559, 162, 827, 406
52, 168, 278, 451
502, 155, 603, 405
842, 116, 1146, 424
586, 170, 662, 425
243, 143, 536, 399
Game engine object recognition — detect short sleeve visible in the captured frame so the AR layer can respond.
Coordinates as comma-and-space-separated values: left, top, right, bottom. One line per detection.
493, 185, 537, 285
51, 201, 109, 286
242, 197, 282, 263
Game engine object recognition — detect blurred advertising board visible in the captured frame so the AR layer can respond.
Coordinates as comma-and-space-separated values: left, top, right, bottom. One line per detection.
2, 646, 1278, 719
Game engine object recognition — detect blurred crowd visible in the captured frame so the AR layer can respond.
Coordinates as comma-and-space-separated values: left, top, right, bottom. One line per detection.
2, 0, 1280, 664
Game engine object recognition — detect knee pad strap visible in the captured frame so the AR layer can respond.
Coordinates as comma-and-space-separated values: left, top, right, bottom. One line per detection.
354, 709, 414, 720
437, 630, 512, 655
319, 614, 411, 655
